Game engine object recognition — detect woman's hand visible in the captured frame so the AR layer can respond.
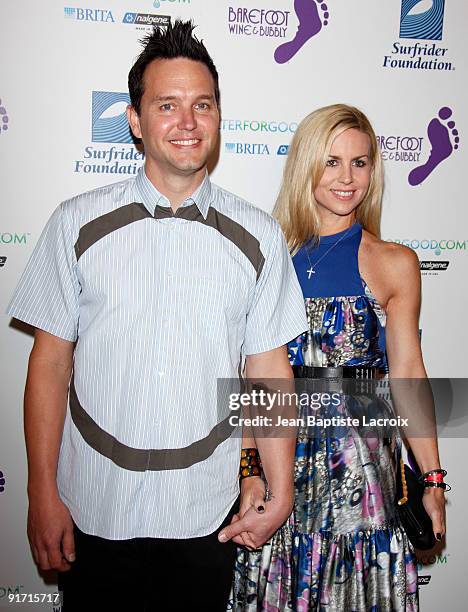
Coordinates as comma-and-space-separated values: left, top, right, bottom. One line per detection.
218, 487, 293, 550
228, 476, 266, 550
422, 486, 446, 541
239, 476, 266, 516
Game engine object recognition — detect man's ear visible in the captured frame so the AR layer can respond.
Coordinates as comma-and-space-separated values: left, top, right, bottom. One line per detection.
126, 105, 142, 139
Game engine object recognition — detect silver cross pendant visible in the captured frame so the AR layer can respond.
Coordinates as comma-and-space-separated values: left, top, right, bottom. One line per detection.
307, 267, 315, 279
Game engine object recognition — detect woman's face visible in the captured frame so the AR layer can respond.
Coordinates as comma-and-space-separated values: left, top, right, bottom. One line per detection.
313, 128, 372, 224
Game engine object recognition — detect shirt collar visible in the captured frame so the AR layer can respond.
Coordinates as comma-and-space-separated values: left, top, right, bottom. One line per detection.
135, 166, 212, 220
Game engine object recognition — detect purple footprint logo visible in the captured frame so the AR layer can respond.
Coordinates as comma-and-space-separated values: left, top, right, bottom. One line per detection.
0, 98, 9, 134
274, 0, 329, 64
408, 107, 460, 186
0, 470, 5, 493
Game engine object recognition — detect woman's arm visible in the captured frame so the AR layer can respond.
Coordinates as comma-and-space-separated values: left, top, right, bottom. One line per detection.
384, 245, 446, 540
235, 429, 267, 549
219, 346, 296, 547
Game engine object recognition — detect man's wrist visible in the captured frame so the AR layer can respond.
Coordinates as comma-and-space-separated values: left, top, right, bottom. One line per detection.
27, 479, 59, 500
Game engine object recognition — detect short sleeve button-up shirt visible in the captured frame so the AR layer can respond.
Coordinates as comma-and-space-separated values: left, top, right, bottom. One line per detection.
7, 168, 308, 539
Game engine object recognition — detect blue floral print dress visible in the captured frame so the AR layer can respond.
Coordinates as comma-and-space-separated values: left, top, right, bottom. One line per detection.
231, 223, 418, 611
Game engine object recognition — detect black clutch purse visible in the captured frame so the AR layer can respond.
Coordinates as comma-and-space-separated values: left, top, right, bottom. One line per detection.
396, 458, 435, 550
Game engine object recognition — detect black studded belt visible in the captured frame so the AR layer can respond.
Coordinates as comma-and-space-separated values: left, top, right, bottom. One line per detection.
292, 365, 382, 380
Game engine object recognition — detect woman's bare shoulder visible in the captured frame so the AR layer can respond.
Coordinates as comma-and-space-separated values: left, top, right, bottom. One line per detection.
361, 230, 420, 276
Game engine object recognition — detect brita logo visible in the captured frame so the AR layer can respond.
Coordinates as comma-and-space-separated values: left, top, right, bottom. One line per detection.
400, 0, 445, 41
64, 7, 115, 22
225, 143, 270, 155
92, 91, 132, 144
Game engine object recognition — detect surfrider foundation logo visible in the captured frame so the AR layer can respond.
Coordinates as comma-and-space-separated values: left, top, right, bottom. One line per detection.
73, 92, 144, 174
92, 91, 132, 144
400, 0, 445, 41
383, 1, 453, 72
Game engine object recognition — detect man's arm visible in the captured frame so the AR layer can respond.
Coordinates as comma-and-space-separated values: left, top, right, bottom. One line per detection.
25, 329, 76, 571
219, 346, 296, 547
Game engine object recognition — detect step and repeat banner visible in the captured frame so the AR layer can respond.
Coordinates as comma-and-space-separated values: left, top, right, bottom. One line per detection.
0, 0, 466, 609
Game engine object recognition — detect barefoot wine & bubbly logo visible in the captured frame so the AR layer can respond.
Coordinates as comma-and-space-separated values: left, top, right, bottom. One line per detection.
408, 106, 459, 186
274, 0, 329, 64
378, 106, 460, 185
227, 0, 329, 63
383, 0, 455, 72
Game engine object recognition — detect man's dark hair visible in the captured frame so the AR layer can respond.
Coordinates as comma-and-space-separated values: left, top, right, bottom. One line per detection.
128, 19, 220, 115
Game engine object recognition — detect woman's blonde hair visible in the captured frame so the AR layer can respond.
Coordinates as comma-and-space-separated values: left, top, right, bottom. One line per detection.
273, 104, 384, 254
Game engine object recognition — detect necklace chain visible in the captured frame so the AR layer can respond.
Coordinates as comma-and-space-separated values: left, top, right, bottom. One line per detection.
305, 226, 354, 279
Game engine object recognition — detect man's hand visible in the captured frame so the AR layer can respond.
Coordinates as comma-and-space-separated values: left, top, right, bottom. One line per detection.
218, 489, 293, 549
24, 330, 75, 571
28, 493, 75, 571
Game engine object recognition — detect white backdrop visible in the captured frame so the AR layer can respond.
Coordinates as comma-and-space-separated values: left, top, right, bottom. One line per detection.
0, 0, 466, 609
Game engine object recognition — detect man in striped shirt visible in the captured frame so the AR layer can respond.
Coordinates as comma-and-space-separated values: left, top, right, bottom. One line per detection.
7, 20, 307, 611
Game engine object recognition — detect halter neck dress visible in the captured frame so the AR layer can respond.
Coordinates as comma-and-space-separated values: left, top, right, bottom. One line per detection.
232, 223, 419, 611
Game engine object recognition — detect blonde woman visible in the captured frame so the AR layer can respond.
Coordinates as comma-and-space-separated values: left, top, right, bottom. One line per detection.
232, 105, 447, 611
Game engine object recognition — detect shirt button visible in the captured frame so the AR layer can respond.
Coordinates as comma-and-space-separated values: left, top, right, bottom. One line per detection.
167, 273, 174, 280
162, 319, 169, 328
158, 371, 165, 377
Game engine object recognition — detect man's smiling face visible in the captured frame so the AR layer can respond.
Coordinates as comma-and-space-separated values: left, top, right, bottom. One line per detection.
127, 57, 220, 179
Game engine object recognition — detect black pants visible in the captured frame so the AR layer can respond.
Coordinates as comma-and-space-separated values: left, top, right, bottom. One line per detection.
58, 499, 239, 612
